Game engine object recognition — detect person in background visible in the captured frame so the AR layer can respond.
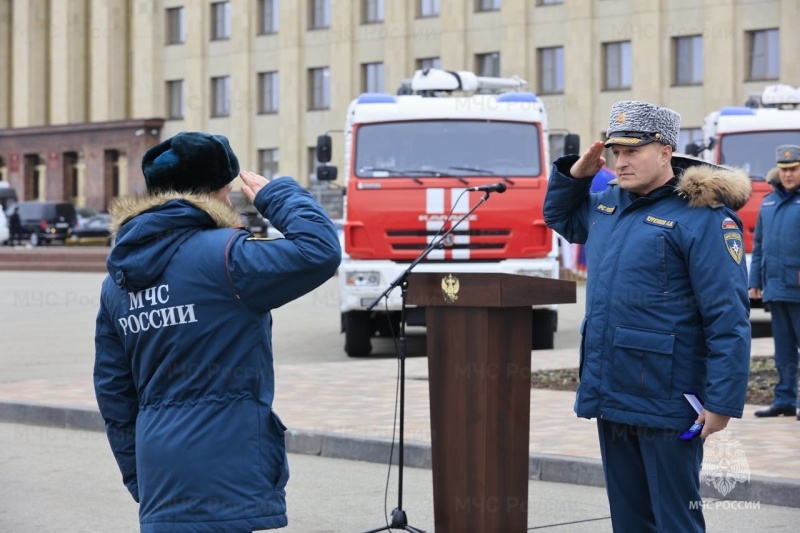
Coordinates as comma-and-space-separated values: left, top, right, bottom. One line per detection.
544, 101, 751, 532
94, 131, 342, 531
9, 206, 22, 246
749, 144, 800, 419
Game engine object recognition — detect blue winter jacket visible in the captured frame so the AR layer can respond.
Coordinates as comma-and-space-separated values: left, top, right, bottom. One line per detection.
544, 156, 751, 430
748, 168, 800, 303
94, 177, 341, 532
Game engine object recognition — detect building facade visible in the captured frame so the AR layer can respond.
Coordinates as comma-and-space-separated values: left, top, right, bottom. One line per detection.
0, 0, 797, 211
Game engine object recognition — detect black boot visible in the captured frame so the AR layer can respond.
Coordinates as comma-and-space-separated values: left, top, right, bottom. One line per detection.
754, 405, 796, 417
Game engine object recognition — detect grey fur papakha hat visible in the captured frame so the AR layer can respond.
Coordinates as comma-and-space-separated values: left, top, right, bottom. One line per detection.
776, 145, 800, 168
605, 101, 681, 150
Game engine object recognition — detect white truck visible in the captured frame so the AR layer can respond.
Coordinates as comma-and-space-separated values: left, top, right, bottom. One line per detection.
316, 69, 577, 357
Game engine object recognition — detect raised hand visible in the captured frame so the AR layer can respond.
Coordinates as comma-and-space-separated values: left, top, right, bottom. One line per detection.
570, 141, 607, 179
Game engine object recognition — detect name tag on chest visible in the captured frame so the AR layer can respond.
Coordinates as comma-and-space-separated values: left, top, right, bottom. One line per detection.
644, 215, 676, 228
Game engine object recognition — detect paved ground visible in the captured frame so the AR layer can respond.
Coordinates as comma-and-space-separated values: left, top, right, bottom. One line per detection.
0, 269, 798, 531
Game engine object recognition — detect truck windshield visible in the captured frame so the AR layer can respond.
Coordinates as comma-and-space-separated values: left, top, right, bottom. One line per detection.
354, 120, 541, 178
719, 130, 800, 180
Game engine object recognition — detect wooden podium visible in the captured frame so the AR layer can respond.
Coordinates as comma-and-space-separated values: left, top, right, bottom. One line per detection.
407, 273, 576, 532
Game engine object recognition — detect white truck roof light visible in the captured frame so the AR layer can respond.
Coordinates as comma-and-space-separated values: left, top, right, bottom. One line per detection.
761, 84, 800, 106
410, 68, 527, 93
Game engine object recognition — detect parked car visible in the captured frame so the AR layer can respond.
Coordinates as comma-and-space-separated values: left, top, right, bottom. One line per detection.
68, 213, 113, 246
7, 201, 78, 246
75, 207, 99, 228
0, 207, 9, 245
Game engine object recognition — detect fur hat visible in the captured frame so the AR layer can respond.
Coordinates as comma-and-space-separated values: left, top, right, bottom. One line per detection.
605, 101, 681, 150
776, 144, 800, 169
142, 132, 240, 193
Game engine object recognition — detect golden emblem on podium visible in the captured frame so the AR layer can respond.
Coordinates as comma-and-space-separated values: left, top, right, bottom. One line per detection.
441, 274, 460, 304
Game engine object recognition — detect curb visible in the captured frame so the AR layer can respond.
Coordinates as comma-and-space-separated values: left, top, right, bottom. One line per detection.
3, 401, 798, 509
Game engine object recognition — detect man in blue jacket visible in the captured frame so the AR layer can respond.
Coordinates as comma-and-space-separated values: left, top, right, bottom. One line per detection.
749, 144, 800, 419
93, 132, 342, 532
544, 101, 751, 532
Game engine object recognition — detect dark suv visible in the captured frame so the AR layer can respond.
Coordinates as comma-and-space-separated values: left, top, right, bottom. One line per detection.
9, 201, 78, 246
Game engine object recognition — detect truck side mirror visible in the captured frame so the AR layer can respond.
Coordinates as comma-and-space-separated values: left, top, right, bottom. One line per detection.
316, 135, 332, 163
317, 165, 338, 182
564, 133, 580, 155
684, 142, 700, 156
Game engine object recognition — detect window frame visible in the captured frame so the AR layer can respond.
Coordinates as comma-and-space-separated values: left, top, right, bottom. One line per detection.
476, 0, 501, 12
362, 0, 384, 24
747, 28, 780, 81
673, 35, 703, 86
309, 0, 331, 29
258, 71, 279, 114
211, 76, 231, 117
475, 52, 501, 78
210, 1, 231, 41
362, 62, 385, 93
258, 0, 279, 35
417, 0, 440, 18
259, 148, 280, 179
308, 67, 331, 110
603, 41, 632, 91
537, 46, 564, 95
166, 79, 185, 120
165, 7, 186, 45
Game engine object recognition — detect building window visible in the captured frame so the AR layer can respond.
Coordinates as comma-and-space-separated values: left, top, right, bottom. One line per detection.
363, 0, 384, 23
362, 62, 384, 93
417, 57, 441, 71
211, 76, 231, 117
476, 52, 500, 77
166, 7, 185, 44
166, 80, 184, 120
476, 0, 501, 11
603, 41, 632, 90
259, 149, 279, 179
747, 29, 779, 81
309, 0, 330, 29
418, 0, 440, 17
538, 0, 563, 4
309, 67, 330, 110
211, 1, 231, 40
258, 72, 279, 113
538, 47, 564, 94
673, 35, 703, 86
259, 0, 279, 34
678, 128, 703, 153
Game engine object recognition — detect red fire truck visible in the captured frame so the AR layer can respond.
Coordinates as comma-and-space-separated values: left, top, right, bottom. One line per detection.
687, 84, 800, 273
316, 68, 577, 357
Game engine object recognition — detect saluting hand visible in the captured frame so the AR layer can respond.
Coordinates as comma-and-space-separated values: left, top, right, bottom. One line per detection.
570, 140, 607, 179
240, 171, 270, 202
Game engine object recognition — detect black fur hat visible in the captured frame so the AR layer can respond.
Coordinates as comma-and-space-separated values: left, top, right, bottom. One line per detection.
142, 132, 240, 193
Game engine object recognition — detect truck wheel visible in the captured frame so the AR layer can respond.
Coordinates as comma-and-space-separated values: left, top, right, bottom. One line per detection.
344, 311, 373, 357
531, 309, 557, 350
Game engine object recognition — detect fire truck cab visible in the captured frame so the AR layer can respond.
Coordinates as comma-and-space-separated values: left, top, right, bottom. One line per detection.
687, 84, 800, 279
317, 68, 576, 357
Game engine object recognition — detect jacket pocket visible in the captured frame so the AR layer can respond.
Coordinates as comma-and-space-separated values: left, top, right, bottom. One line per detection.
784, 264, 800, 288
611, 326, 675, 399
266, 410, 290, 491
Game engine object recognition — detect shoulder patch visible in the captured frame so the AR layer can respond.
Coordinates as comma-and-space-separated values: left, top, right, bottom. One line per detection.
596, 204, 617, 215
245, 236, 280, 241
762, 200, 776, 207
721, 217, 738, 230
644, 214, 676, 228
724, 232, 743, 264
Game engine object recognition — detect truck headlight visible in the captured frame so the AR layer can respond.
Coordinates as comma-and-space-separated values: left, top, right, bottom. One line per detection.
345, 271, 381, 286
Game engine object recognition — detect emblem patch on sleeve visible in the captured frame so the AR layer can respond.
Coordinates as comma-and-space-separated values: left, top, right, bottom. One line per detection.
721, 217, 738, 230
724, 232, 743, 264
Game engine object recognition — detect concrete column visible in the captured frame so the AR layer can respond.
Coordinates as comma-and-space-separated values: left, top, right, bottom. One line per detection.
67, 0, 88, 123
780, 0, 800, 84
383, 0, 409, 91
107, 0, 129, 119
130, 0, 159, 119
228, 0, 254, 171
630, 0, 662, 103
116, 154, 128, 198
500, 0, 527, 79
0, 0, 12, 127
48, 0, 68, 124
564, 0, 596, 144
704, 0, 737, 110
11, 0, 31, 126
35, 163, 46, 201
183, 2, 207, 131
441, 0, 468, 69
89, 0, 110, 121
279, 1, 301, 182
75, 159, 86, 208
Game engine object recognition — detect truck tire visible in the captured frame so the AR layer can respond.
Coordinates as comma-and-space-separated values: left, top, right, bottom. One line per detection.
344, 311, 373, 358
531, 309, 557, 350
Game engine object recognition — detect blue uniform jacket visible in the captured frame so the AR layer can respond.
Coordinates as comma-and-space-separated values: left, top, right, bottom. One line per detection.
94, 177, 341, 532
544, 155, 751, 430
748, 168, 800, 303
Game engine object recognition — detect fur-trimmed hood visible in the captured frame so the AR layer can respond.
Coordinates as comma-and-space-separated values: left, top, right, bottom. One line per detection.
109, 191, 241, 234
675, 164, 752, 211
106, 193, 243, 290
766, 167, 781, 185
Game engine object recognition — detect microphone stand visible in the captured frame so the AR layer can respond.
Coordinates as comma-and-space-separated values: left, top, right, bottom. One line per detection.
362, 189, 497, 533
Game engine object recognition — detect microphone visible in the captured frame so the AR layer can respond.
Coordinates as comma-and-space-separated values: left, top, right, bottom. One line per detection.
467, 182, 507, 194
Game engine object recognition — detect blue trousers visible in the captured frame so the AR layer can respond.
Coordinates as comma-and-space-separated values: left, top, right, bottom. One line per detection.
597, 419, 705, 533
769, 301, 800, 409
